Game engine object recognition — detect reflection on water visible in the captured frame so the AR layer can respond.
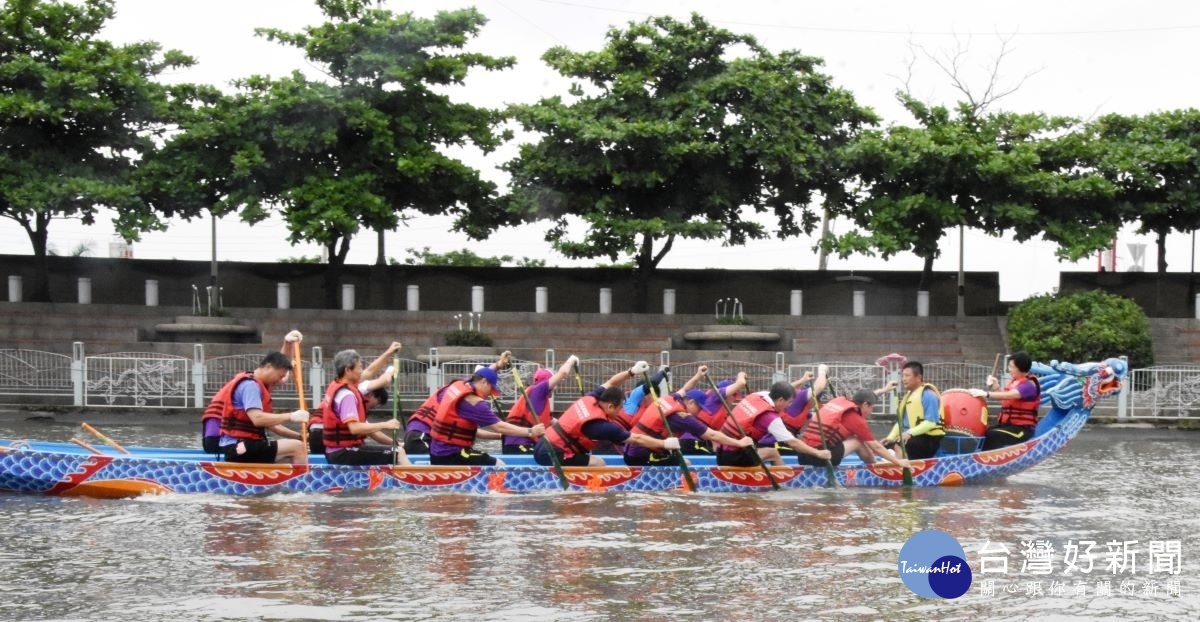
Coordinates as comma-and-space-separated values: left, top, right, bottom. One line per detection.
0, 421, 1197, 621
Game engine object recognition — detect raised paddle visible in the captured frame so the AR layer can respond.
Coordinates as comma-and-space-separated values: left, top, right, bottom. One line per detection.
573, 362, 586, 396
513, 368, 569, 490
642, 372, 698, 492
706, 375, 780, 491
81, 423, 129, 455
292, 341, 308, 451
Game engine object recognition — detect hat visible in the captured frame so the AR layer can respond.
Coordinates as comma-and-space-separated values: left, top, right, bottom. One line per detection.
534, 368, 553, 384
683, 389, 708, 404
474, 367, 502, 396
852, 388, 876, 406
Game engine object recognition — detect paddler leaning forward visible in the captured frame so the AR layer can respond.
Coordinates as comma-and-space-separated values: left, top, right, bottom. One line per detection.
534, 360, 679, 467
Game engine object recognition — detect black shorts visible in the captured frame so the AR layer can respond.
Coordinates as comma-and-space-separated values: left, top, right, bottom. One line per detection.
326, 446, 396, 466
429, 448, 498, 466
794, 442, 846, 467
403, 430, 430, 454
679, 439, 713, 455
533, 438, 591, 466
307, 427, 326, 455
222, 439, 278, 463
202, 435, 221, 455
982, 425, 1034, 450
502, 443, 535, 455
623, 452, 682, 467
716, 446, 760, 467
902, 434, 941, 460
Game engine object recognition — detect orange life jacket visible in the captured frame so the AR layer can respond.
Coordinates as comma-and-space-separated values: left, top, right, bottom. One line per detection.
321, 380, 367, 450
430, 380, 482, 448
694, 390, 729, 431
778, 395, 814, 434
505, 386, 553, 429
408, 383, 451, 430
215, 372, 273, 441
545, 395, 610, 458
801, 396, 862, 448
633, 395, 686, 439
998, 376, 1041, 428
719, 392, 775, 448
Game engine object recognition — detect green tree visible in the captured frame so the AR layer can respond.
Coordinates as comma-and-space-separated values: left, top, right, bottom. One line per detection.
1092, 110, 1200, 276
1007, 289, 1153, 368
149, 0, 512, 308
834, 97, 1119, 290
503, 13, 874, 311
397, 246, 545, 268
0, 0, 198, 301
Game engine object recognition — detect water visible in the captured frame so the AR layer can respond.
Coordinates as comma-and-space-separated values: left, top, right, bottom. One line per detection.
0, 420, 1197, 621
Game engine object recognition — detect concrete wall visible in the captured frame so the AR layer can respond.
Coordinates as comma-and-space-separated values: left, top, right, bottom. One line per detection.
1, 254, 1002, 316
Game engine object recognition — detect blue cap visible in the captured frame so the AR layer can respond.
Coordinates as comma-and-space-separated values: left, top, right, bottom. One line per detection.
683, 389, 708, 404
474, 367, 501, 396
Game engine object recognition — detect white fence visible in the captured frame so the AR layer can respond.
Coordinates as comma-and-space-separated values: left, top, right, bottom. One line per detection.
0, 344, 1195, 420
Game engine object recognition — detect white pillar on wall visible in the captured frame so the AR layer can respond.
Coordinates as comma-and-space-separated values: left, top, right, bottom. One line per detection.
917, 290, 930, 317
341, 284, 355, 311
8, 275, 21, 302
77, 278, 92, 304
471, 285, 484, 313
662, 289, 675, 315
852, 290, 866, 317
145, 279, 159, 307
276, 283, 290, 310
790, 290, 802, 316
535, 286, 548, 313
407, 285, 420, 311
599, 288, 612, 314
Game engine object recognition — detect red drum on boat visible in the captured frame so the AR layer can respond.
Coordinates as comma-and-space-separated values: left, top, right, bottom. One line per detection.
940, 388, 988, 436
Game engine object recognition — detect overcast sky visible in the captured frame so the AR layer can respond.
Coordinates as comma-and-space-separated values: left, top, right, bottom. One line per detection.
4, 0, 1199, 301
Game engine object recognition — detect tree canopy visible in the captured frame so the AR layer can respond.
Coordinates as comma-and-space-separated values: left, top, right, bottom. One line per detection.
149, 0, 513, 307
832, 95, 1120, 290
503, 13, 875, 311
0, 0, 198, 300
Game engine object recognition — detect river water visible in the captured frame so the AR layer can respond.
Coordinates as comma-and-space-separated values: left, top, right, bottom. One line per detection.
0, 420, 1196, 621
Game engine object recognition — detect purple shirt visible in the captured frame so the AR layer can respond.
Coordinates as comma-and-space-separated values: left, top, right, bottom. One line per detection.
503, 380, 552, 447
1015, 378, 1039, 401
625, 413, 709, 458
429, 396, 501, 457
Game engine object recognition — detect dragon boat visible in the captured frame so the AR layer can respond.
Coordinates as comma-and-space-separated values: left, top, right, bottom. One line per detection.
0, 359, 1124, 497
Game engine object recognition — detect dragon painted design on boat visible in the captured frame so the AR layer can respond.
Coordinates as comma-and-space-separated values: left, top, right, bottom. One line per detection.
0, 358, 1126, 497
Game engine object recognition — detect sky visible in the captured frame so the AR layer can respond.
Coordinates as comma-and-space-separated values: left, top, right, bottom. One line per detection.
5, 0, 1200, 301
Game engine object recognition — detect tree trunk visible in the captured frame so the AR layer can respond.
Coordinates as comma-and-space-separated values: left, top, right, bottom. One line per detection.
918, 254, 934, 292
633, 236, 653, 313
1155, 229, 1168, 316
323, 236, 353, 309
375, 227, 386, 266
1157, 229, 1168, 274
24, 216, 51, 302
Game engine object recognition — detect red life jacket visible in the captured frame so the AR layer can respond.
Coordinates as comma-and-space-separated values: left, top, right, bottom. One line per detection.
720, 392, 775, 447
505, 385, 553, 429
998, 376, 1041, 428
215, 372, 273, 441
801, 396, 861, 448
694, 390, 729, 430
202, 370, 253, 423
778, 395, 814, 434
545, 395, 610, 458
430, 380, 482, 448
408, 383, 452, 430
633, 395, 685, 439
320, 380, 366, 450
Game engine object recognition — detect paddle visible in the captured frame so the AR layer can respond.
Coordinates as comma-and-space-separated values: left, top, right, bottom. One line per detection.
81, 422, 129, 455
642, 372, 698, 492
70, 437, 104, 455
513, 368, 569, 491
895, 388, 915, 486
391, 355, 400, 466
805, 385, 840, 488
292, 341, 308, 451
705, 375, 779, 490
573, 362, 585, 396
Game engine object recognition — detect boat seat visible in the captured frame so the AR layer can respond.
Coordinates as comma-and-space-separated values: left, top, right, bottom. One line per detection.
938, 433, 983, 455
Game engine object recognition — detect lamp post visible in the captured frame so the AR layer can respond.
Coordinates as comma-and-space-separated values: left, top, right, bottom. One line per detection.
957, 225, 965, 317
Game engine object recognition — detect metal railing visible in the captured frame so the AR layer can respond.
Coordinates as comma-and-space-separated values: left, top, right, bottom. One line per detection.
1, 344, 1197, 420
